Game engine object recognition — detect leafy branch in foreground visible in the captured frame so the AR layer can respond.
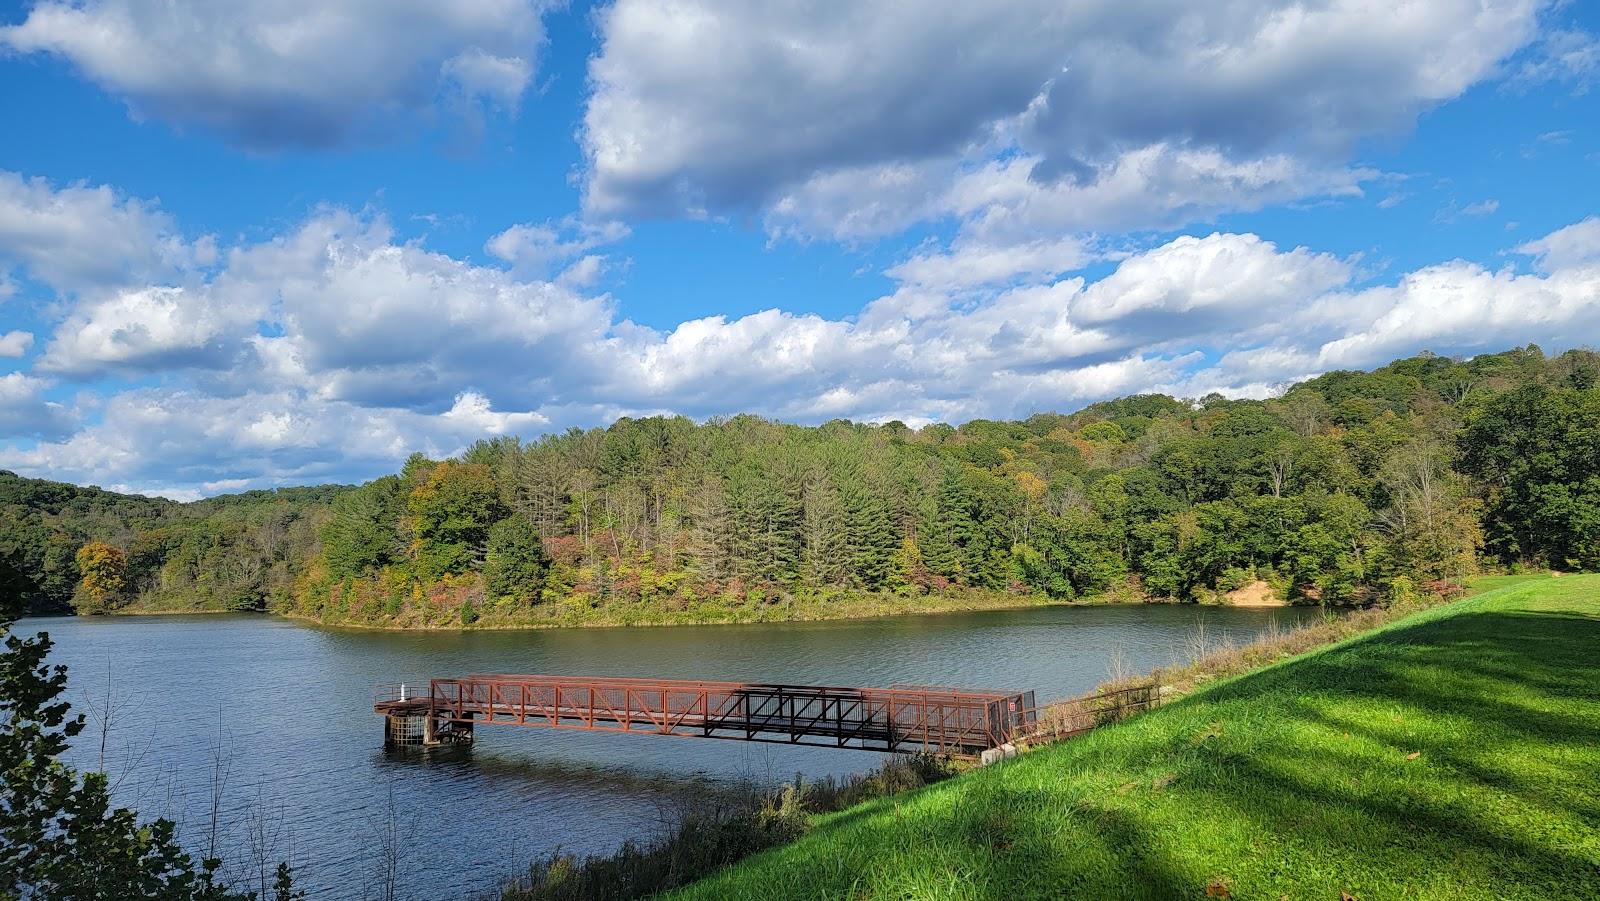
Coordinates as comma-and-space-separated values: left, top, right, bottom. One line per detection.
0, 572, 305, 900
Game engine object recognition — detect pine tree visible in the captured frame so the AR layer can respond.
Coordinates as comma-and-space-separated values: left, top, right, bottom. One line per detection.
832, 451, 898, 589
920, 463, 977, 582
686, 476, 733, 583
801, 476, 848, 587
729, 454, 803, 585
0, 588, 265, 898
321, 477, 400, 580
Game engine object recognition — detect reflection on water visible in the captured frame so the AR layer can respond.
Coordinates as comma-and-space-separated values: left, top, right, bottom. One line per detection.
29, 603, 1319, 898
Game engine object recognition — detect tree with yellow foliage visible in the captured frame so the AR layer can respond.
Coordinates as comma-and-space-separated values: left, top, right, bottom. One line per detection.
73, 541, 128, 613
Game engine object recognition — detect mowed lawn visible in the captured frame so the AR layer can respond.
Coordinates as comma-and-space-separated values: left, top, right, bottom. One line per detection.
674, 576, 1600, 900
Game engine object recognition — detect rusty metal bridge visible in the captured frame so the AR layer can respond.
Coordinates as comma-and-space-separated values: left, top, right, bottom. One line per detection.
375, 674, 1037, 758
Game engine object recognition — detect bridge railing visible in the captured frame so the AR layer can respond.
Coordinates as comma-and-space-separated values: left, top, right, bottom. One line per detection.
373, 681, 433, 706
1024, 681, 1160, 743
419, 674, 1034, 755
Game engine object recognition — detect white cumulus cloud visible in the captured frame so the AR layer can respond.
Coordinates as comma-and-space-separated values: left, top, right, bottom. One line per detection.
1, 0, 555, 148
0, 171, 209, 293
0, 331, 33, 357
1516, 216, 1600, 271
584, 0, 1541, 240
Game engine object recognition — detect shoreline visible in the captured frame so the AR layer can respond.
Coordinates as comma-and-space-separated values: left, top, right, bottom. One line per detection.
59, 590, 1323, 630
278, 593, 1093, 633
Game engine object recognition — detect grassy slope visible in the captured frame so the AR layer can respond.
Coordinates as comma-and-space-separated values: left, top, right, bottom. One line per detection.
674, 575, 1600, 900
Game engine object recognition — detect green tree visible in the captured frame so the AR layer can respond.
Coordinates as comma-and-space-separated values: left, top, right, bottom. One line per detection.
0, 594, 275, 897
800, 477, 848, 588
727, 454, 802, 585
484, 518, 547, 603
837, 467, 897, 590
1378, 440, 1482, 584
920, 463, 976, 582
1459, 385, 1600, 569
407, 463, 507, 579
321, 477, 401, 580
1284, 493, 1373, 602
1017, 508, 1126, 599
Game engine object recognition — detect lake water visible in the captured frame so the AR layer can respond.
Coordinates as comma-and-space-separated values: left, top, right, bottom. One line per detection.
26, 604, 1320, 898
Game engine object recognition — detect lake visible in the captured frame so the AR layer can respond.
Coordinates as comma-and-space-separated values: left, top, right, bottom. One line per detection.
26, 603, 1321, 898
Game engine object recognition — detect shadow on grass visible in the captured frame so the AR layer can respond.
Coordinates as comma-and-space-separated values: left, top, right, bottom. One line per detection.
680, 602, 1600, 900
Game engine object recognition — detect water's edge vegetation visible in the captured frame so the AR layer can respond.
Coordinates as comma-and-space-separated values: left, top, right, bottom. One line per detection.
4, 345, 1597, 631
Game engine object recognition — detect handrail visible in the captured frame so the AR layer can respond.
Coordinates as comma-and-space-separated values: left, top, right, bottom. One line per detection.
379, 673, 1037, 755
372, 680, 432, 705
1022, 681, 1161, 743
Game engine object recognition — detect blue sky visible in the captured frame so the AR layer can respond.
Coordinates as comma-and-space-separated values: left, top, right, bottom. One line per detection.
0, 0, 1597, 498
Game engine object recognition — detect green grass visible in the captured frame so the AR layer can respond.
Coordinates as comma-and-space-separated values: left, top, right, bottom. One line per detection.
673, 575, 1600, 900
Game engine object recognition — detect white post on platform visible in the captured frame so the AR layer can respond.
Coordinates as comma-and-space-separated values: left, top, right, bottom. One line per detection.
400, 682, 408, 702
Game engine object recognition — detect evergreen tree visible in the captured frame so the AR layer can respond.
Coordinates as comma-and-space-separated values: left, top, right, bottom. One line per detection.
484, 518, 547, 603
920, 463, 977, 583
686, 475, 734, 583
0, 592, 270, 897
321, 477, 400, 580
837, 471, 897, 589
728, 454, 802, 585
800, 476, 848, 587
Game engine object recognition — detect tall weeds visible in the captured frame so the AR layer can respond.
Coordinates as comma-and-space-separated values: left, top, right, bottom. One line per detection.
499, 754, 956, 901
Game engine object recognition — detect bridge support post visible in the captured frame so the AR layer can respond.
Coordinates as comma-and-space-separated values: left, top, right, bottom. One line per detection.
420, 712, 473, 747
384, 713, 427, 748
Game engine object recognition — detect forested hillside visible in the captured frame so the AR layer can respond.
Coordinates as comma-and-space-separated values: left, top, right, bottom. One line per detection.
290, 344, 1600, 626
0, 476, 342, 614
3, 345, 1597, 625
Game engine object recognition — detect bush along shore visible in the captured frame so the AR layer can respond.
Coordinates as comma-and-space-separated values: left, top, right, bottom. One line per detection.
667, 574, 1600, 901
498, 754, 959, 901
280, 584, 1085, 631
7, 345, 1598, 629
491, 575, 1560, 901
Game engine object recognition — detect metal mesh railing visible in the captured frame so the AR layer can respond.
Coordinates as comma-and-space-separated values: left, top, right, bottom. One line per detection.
1024, 682, 1160, 743
415, 674, 1034, 756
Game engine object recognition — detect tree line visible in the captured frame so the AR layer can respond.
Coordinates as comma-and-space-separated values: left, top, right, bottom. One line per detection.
0, 478, 339, 615
3, 345, 1597, 624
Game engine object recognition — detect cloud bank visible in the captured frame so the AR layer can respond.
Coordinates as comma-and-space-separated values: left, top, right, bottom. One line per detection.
583, 0, 1541, 241
2, 172, 1597, 495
